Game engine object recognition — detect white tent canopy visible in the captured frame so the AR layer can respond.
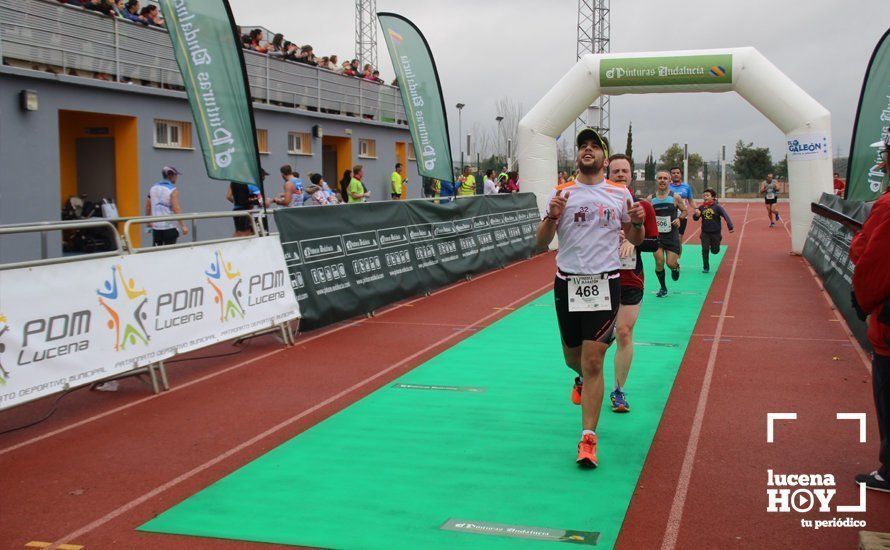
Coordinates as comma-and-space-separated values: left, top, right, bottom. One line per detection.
517, 47, 832, 252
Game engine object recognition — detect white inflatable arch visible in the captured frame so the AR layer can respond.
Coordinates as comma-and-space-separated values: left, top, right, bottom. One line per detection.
517, 48, 832, 253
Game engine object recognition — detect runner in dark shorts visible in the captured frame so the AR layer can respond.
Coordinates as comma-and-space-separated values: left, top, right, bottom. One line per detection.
760, 172, 781, 227
649, 171, 687, 297
608, 154, 659, 414
535, 128, 647, 468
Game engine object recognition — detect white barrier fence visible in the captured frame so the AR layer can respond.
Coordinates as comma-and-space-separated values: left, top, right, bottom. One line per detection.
0, 236, 300, 410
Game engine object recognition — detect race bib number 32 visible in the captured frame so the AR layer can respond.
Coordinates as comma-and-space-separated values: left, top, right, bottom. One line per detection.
568, 275, 612, 312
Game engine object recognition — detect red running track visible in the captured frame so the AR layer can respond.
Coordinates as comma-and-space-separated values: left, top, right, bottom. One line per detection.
0, 251, 557, 549
618, 202, 890, 549
1, 201, 888, 549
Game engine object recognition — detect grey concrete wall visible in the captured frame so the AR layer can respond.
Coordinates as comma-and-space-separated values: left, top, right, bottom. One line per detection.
0, 67, 420, 263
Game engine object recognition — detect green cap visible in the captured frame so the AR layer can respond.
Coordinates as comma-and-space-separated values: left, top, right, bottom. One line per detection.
576, 127, 610, 156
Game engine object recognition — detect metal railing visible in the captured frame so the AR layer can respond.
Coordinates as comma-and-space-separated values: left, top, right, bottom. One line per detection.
0, 0, 408, 124
0, 210, 266, 270
121, 211, 260, 253
0, 219, 124, 270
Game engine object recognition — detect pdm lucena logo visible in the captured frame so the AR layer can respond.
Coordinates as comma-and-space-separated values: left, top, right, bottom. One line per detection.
97, 265, 150, 351
205, 250, 245, 322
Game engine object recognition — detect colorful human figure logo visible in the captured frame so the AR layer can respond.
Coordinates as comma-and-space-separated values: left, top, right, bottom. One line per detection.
205, 251, 244, 322
97, 266, 150, 351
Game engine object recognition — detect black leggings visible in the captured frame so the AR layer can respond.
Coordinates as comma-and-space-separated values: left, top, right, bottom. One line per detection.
700, 231, 722, 269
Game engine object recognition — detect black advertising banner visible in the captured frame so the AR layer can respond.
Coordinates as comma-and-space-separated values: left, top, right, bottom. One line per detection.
274, 194, 540, 330
802, 193, 872, 352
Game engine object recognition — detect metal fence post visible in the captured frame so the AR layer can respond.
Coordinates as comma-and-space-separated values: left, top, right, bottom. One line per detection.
264, 54, 270, 102
316, 67, 321, 112
359, 82, 363, 119
113, 17, 120, 82
40, 233, 48, 260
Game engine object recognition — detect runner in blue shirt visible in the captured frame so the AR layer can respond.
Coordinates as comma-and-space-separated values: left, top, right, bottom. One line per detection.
669, 166, 696, 242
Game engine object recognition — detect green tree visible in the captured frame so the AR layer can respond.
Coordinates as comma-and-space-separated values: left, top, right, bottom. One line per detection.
775, 156, 788, 179
658, 143, 703, 179
625, 122, 634, 170
732, 140, 774, 179
644, 151, 656, 181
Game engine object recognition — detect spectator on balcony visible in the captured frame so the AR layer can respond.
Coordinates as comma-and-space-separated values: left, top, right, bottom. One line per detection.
295, 45, 317, 66
281, 41, 299, 61
340, 61, 356, 76
267, 33, 285, 56
329, 55, 339, 70
140, 4, 164, 27
318, 56, 334, 70
120, 0, 146, 23
248, 29, 267, 53
84, 0, 116, 17
362, 64, 374, 81
350, 59, 360, 74
370, 70, 384, 83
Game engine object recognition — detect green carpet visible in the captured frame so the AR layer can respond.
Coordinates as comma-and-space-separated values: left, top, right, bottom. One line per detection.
140, 245, 724, 549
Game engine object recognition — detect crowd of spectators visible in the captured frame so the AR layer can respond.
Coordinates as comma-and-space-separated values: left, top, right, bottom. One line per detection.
239, 28, 390, 85
58, 0, 166, 27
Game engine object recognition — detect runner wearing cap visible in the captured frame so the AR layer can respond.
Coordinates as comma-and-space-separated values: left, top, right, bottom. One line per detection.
145, 166, 188, 246
603, 154, 658, 414
649, 171, 687, 297
537, 128, 646, 468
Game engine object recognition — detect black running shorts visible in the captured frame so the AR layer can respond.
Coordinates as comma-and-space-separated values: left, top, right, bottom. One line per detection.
765, 197, 778, 205
554, 272, 621, 348
620, 285, 644, 306
657, 231, 682, 255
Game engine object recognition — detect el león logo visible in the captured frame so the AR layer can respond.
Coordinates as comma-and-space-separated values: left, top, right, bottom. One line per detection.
98, 266, 150, 351
205, 250, 245, 322
0, 314, 10, 386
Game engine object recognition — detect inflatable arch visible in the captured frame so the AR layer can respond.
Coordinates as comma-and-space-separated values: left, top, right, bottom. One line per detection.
517, 48, 832, 253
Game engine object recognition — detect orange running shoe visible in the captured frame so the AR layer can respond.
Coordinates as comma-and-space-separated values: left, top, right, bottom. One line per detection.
576, 433, 598, 468
570, 376, 583, 405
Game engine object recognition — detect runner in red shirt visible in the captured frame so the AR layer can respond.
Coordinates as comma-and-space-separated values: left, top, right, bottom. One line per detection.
602, 154, 658, 413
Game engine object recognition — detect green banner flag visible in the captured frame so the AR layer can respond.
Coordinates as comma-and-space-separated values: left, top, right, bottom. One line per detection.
158, 0, 260, 184
378, 13, 454, 183
846, 28, 890, 201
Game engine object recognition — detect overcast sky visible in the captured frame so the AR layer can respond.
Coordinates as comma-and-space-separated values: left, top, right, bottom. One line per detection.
231, 0, 890, 164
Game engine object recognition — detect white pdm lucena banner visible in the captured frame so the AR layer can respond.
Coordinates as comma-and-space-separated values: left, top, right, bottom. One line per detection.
0, 237, 300, 410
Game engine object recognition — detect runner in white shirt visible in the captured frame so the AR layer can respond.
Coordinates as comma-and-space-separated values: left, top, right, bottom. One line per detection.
535, 128, 646, 468
483, 170, 498, 195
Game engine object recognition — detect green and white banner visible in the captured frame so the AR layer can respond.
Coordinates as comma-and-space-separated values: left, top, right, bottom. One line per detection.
600, 54, 732, 88
846, 28, 890, 201
802, 193, 871, 352
158, 0, 260, 184
378, 13, 454, 182
275, 194, 539, 330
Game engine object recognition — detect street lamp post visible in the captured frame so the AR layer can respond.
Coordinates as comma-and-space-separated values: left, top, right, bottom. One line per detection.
495, 115, 504, 165
456, 103, 465, 171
